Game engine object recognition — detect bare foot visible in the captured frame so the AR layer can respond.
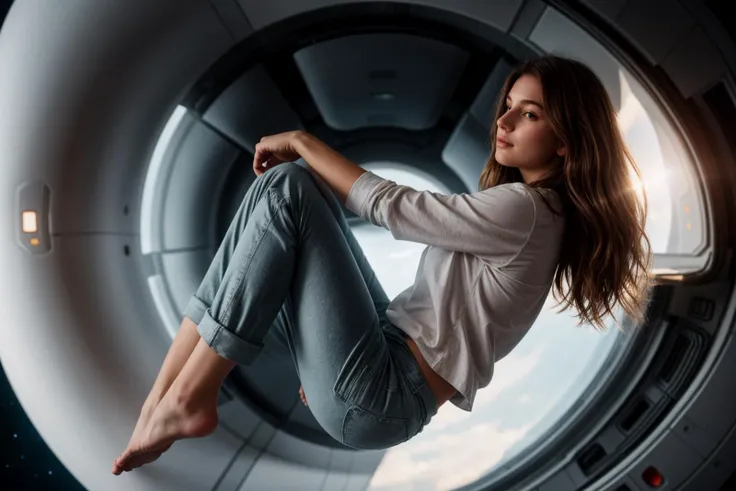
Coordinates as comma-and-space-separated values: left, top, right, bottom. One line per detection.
111, 404, 170, 475
112, 391, 219, 475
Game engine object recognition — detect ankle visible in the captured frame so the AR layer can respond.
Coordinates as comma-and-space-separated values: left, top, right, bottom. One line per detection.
141, 400, 158, 417
143, 390, 166, 413
168, 384, 218, 414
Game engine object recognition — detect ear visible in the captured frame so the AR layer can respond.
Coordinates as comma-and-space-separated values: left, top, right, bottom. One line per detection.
556, 145, 566, 157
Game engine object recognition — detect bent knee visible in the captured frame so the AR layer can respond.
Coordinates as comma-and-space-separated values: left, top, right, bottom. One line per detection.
263, 162, 321, 199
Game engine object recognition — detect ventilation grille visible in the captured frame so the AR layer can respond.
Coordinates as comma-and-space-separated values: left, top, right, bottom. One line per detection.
578, 442, 607, 475
657, 327, 708, 399
687, 296, 716, 322
575, 324, 709, 481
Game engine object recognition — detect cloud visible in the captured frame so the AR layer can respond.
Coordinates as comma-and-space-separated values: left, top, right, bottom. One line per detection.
370, 421, 535, 490
473, 348, 543, 408
367, 350, 544, 490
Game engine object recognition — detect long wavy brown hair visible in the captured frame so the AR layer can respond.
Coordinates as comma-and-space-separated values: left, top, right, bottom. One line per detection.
479, 55, 657, 333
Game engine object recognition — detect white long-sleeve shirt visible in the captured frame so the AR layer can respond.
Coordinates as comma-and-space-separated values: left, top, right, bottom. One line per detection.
345, 171, 566, 412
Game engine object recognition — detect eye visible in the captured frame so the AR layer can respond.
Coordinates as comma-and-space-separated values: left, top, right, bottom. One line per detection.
524, 111, 537, 120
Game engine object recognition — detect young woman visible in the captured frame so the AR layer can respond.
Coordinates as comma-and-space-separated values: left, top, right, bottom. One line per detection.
113, 55, 655, 474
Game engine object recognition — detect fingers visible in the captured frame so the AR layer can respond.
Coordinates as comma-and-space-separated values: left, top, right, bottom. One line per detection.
253, 151, 273, 177
299, 386, 308, 407
252, 132, 301, 176
253, 144, 271, 176
253, 139, 287, 177
253, 131, 299, 174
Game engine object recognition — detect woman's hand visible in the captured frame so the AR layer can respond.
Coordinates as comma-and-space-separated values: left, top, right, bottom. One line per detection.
252, 130, 305, 177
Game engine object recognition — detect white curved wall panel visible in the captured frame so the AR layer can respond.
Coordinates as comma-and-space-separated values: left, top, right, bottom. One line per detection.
0, 1, 235, 236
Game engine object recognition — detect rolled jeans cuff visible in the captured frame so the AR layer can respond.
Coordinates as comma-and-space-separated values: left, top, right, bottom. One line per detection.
182, 294, 209, 325
196, 308, 264, 366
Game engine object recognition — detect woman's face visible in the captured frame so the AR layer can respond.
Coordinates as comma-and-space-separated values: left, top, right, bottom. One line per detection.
494, 73, 565, 183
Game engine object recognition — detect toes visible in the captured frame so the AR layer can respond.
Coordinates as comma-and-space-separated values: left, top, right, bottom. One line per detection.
116, 449, 134, 471
117, 450, 130, 465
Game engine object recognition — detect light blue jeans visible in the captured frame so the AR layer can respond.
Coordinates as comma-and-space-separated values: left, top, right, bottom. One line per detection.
182, 161, 438, 450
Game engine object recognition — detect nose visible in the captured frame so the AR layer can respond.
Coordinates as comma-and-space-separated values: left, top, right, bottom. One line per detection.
497, 110, 513, 132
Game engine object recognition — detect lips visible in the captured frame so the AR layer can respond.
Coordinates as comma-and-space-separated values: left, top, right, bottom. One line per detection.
497, 136, 513, 147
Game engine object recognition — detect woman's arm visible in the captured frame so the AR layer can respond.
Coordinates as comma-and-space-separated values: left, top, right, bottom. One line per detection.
293, 132, 367, 205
